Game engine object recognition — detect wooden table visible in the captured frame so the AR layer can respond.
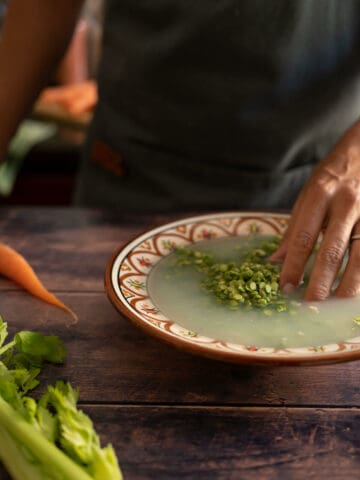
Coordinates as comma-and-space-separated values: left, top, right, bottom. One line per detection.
0, 207, 360, 480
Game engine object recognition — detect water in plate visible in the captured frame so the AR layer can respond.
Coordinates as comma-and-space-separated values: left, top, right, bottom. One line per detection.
148, 236, 360, 349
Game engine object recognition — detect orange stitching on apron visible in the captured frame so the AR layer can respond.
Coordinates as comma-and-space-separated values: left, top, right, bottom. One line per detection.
91, 140, 125, 176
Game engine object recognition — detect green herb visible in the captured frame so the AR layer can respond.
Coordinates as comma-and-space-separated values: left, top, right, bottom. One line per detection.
353, 315, 360, 326
174, 236, 291, 314
0, 316, 122, 480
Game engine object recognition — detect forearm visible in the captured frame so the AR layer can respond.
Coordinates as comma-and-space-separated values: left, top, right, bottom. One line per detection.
0, 0, 84, 159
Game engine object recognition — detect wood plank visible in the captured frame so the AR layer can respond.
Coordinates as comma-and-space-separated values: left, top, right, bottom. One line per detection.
1, 406, 359, 480
0, 208, 178, 292
1, 292, 360, 406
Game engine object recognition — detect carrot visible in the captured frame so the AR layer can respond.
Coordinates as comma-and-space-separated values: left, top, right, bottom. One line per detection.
0, 243, 77, 321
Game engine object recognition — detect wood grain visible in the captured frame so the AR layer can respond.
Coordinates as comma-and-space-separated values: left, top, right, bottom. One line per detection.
1, 292, 360, 406
1, 208, 359, 480
0, 208, 178, 291
1, 406, 359, 480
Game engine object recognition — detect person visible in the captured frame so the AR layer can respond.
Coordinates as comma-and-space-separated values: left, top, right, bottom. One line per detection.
38, 0, 102, 114
1, 0, 360, 303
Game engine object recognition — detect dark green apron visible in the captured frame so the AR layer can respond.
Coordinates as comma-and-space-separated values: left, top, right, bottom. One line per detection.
75, 0, 360, 211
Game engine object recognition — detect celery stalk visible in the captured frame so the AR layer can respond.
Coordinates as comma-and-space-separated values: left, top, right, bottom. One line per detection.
0, 396, 93, 480
0, 318, 123, 480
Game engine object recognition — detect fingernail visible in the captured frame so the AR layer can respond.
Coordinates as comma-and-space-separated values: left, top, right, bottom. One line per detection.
283, 283, 296, 294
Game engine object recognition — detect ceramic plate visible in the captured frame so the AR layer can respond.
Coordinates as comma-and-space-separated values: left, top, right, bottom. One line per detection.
105, 212, 360, 366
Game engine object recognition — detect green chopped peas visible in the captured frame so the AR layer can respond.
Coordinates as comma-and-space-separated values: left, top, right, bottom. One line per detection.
174, 236, 300, 316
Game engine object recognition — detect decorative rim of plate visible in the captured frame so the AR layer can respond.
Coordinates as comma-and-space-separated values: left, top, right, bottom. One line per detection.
105, 211, 360, 366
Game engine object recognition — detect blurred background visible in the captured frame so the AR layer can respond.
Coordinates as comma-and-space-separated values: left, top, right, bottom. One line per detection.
0, 0, 104, 206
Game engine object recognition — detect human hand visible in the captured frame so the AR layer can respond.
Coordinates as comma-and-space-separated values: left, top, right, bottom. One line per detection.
270, 121, 360, 301
37, 80, 97, 116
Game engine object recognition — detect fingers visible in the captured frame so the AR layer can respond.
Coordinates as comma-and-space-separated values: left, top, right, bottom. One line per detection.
303, 183, 360, 300
39, 81, 96, 101
268, 189, 306, 263
38, 81, 97, 115
278, 123, 360, 300
304, 211, 356, 301
335, 227, 360, 298
279, 190, 329, 292
65, 87, 98, 115
281, 181, 360, 300
39, 86, 68, 102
